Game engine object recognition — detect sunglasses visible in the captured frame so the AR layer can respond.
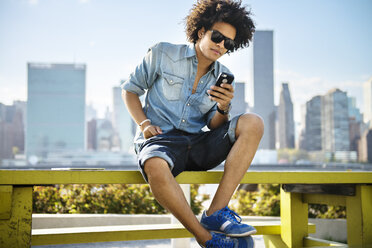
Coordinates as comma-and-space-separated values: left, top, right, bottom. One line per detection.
210, 30, 236, 51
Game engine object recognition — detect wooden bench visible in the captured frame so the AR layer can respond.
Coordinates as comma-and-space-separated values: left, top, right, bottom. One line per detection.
31, 222, 316, 246
1, 170, 371, 247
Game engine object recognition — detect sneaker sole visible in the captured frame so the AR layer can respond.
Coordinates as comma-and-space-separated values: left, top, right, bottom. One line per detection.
212, 229, 257, 237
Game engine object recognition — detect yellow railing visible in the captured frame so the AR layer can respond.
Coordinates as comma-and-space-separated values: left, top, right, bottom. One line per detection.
0, 170, 371, 247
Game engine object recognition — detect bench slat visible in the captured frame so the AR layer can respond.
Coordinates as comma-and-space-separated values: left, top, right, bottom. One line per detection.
31, 223, 316, 246
1, 170, 372, 185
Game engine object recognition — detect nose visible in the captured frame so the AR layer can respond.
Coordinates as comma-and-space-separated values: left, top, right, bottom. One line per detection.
216, 40, 225, 49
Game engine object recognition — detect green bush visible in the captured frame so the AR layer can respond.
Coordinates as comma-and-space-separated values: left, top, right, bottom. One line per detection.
231, 184, 280, 216
231, 184, 346, 219
33, 184, 209, 215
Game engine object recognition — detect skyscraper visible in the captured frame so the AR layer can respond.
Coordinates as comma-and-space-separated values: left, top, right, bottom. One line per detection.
303, 96, 322, 151
363, 77, 372, 125
230, 82, 248, 118
321, 88, 350, 152
26, 63, 86, 159
112, 85, 134, 152
277, 83, 294, 149
0, 102, 25, 159
251, 30, 275, 149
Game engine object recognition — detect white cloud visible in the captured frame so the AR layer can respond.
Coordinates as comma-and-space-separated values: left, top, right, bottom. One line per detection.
78, 0, 90, 4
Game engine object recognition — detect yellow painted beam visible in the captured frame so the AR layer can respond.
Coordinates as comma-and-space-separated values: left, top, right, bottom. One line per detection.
32, 223, 316, 245
346, 185, 372, 246
360, 185, 372, 246
303, 193, 346, 206
0, 186, 12, 219
263, 235, 288, 248
0, 187, 33, 248
280, 187, 309, 248
304, 237, 347, 247
32, 224, 193, 245
1, 170, 372, 185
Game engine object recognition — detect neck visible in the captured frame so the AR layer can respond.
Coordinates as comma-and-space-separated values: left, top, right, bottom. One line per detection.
195, 42, 214, 71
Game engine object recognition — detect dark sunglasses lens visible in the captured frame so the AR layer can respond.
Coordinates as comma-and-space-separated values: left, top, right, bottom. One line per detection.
225, 40, 235, 51
211, 30, 235, 51
211, 31, 224, 43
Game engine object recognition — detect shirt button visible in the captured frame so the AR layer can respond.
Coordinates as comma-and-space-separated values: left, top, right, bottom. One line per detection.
182, 119, 186, 123
187, 103, 190, 106
201, 81, 204, 84
170, 80, 173, 83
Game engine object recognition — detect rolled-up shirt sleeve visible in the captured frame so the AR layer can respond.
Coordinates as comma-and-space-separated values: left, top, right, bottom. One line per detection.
121, 43, 161, 96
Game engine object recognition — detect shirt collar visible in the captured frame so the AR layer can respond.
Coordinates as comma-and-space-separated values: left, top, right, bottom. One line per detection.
186, 43, 219, 78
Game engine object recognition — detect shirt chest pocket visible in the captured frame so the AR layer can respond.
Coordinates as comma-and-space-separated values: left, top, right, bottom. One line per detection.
198, 91, 216, 114
161, 73, 184, 101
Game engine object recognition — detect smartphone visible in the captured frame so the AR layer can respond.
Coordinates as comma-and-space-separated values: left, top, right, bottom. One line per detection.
215, 72, 234, 87
210, 72, 234, 98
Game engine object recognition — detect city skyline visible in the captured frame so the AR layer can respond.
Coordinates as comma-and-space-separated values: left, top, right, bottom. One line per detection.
0, 0, 371, 121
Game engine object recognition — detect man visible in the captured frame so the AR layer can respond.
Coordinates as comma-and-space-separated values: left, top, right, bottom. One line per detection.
121, 0, 263, 247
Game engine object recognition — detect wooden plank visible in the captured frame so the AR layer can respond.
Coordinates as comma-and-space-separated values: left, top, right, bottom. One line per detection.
31, 223, 316, 245
280, 188, 308, 248
0, 187, 33, 248
303, 193, 346, 206
1, 170, 372, 185
282, 184, 355, 196
304, 237, 346, 247
0, 186, 12, 219
360, 185, 372, 246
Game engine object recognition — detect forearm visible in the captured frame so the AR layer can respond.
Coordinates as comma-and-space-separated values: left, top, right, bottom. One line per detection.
208, 111, 229, 129
122, 89, 162, 138
122, 90, 148, 126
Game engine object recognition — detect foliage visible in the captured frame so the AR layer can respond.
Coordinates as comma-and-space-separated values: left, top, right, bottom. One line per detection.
231, 184, 346, 219
190, 184, 210, 214
231, 184, 280, 216
308, 204, 346, 219
33, 184, 208, 215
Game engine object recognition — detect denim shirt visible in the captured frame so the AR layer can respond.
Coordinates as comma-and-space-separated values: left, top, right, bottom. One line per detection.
121, 42, 234, 146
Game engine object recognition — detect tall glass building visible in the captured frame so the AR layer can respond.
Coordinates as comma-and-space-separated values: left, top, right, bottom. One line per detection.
321, 88, 350, 152
251, 30, 276, 149
230, 82, 248, 118
277, 83, 295, 149
26, 63, 86, 160
303, 95, 322, 151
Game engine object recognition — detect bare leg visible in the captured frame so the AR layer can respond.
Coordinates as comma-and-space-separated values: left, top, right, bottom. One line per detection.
207, 113, 264, 215
144, 157, 212, 245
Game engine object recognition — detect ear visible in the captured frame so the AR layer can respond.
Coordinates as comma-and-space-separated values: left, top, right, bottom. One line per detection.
198, 27, 205, 39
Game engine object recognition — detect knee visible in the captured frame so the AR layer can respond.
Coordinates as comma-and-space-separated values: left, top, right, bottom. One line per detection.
144, 157, 171, 184
236, 113, 264, 139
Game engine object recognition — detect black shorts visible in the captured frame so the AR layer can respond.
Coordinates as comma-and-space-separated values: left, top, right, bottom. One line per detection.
136, 115, 241, 182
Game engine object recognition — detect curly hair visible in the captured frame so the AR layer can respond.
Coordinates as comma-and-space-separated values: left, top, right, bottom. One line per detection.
185, 0, 255, 52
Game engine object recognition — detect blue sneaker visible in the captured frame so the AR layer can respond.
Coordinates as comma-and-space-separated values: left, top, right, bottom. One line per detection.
202, 232, 255, 248
200, 206, 257, 237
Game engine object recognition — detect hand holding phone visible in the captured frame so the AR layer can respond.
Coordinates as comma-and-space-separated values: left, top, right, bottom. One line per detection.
210, 72, 234, 98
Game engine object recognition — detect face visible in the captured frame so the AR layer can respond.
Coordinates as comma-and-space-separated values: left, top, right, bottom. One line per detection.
196, 22, 237, 63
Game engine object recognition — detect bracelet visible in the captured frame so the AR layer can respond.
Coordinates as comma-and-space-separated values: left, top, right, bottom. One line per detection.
142, 125, 152, 133
139, 119, 151, 127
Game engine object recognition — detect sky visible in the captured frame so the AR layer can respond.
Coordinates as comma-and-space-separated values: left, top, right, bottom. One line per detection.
0, 0, 371, 122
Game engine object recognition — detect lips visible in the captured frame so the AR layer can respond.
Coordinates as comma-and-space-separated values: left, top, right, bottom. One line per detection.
211, 48, 221, 56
